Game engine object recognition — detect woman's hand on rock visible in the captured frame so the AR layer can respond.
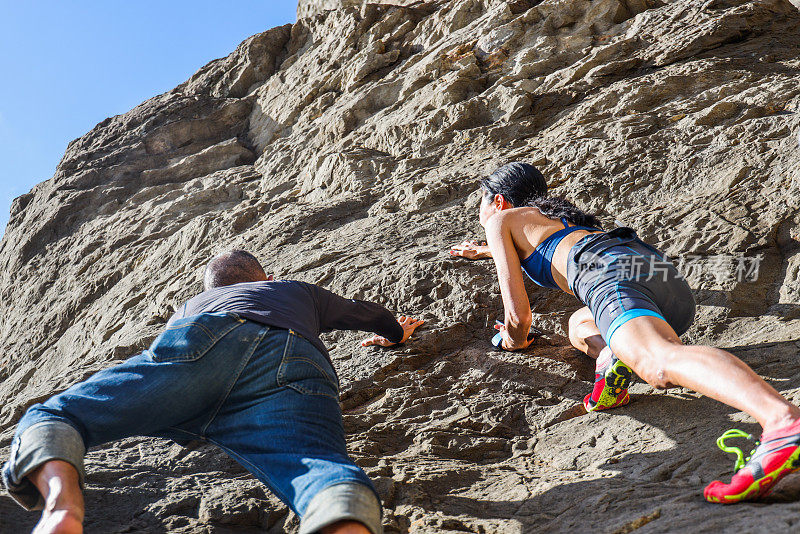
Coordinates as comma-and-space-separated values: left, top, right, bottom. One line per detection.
494, 323, 534, 351
449, 240, 491, 260
361, 316, 425, 347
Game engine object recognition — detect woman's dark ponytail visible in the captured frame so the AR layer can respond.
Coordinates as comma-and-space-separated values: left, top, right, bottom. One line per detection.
480, 162, 603, 229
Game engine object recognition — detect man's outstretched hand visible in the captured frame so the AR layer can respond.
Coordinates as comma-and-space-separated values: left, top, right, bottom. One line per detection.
449, 240, 491, 260
361, 316, 425, 347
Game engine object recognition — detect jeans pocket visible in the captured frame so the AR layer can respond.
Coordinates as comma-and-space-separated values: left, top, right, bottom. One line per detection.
148, 312, 246, 363
276, 332, 339, 399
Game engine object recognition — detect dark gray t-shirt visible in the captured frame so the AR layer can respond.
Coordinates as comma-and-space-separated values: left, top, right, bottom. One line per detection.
169, 280, 404, 359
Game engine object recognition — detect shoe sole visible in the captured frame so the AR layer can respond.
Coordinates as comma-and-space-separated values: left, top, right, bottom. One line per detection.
705, 447, 800, 504
585, 359, 633, 412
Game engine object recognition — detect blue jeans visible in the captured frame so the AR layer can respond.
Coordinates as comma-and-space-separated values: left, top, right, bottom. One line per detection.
2, 312, 382, 534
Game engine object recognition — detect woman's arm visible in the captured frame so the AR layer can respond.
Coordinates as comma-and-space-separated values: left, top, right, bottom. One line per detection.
485, 213, 533, 350
449, 240, 492, 259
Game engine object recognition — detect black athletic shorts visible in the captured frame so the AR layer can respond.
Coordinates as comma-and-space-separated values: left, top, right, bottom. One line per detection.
565, 227, 696, 345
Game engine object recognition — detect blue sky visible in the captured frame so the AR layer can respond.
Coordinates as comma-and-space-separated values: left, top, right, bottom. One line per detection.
0, 0, 297, 236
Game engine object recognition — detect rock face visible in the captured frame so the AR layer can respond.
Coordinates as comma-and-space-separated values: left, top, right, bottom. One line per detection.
298, 0, 352, 18
298, 0, 419, 18
2, 0, 800, 532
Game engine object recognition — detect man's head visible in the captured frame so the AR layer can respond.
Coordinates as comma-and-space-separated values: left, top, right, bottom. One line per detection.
204, 249, 269, 291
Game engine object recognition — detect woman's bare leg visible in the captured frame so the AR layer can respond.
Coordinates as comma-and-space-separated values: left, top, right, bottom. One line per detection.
568, 306, 606, 359
610, 315, 800, 433
27, 460, 84, 534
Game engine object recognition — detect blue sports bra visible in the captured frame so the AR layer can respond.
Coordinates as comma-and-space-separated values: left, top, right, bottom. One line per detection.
520, 217, 600, 289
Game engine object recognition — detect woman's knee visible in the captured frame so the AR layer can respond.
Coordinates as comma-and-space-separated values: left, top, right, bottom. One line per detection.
567, 307, 594, 347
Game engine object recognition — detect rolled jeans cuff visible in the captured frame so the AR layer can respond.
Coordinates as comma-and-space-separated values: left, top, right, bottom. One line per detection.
299, 481, 383, 534
2, 421, 86, 511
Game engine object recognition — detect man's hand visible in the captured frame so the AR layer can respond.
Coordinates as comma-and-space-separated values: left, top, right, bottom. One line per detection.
361, 316, 425, 347
449, 240, 492, 260
494, 323, 534, 351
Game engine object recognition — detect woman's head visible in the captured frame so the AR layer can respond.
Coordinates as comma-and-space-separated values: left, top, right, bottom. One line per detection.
477, 161, 603, 229
478, 162, 546, 226
480, 162, 546, 208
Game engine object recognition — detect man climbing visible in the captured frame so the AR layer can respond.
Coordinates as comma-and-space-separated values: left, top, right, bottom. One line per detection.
2, 249, 423, 534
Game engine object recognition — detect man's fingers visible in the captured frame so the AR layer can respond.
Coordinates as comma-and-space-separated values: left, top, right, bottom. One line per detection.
362, 335, 391, 347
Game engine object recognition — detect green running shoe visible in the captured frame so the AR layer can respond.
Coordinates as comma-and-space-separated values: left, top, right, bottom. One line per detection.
584, 348, 633, 412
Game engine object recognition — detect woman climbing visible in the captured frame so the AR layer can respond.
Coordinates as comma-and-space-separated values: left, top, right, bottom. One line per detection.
449, 161, 800, 503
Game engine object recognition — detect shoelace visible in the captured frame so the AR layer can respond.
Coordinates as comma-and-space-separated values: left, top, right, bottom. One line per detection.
716, 429, 759, 471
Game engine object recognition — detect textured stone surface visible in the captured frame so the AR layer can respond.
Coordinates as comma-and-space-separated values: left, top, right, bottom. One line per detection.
1, 0, 800, 532
298, 0, 420, 19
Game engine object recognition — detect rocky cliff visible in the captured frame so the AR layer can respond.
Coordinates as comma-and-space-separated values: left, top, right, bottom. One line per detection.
1, 0, 800, 532
298, 0, 420, 18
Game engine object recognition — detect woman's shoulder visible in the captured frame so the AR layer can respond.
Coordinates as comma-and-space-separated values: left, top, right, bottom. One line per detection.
490, 206, 551, 227
486, 208, 552, 249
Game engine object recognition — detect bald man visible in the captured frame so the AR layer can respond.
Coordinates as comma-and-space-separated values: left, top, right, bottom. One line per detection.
3, 250, 422, 534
